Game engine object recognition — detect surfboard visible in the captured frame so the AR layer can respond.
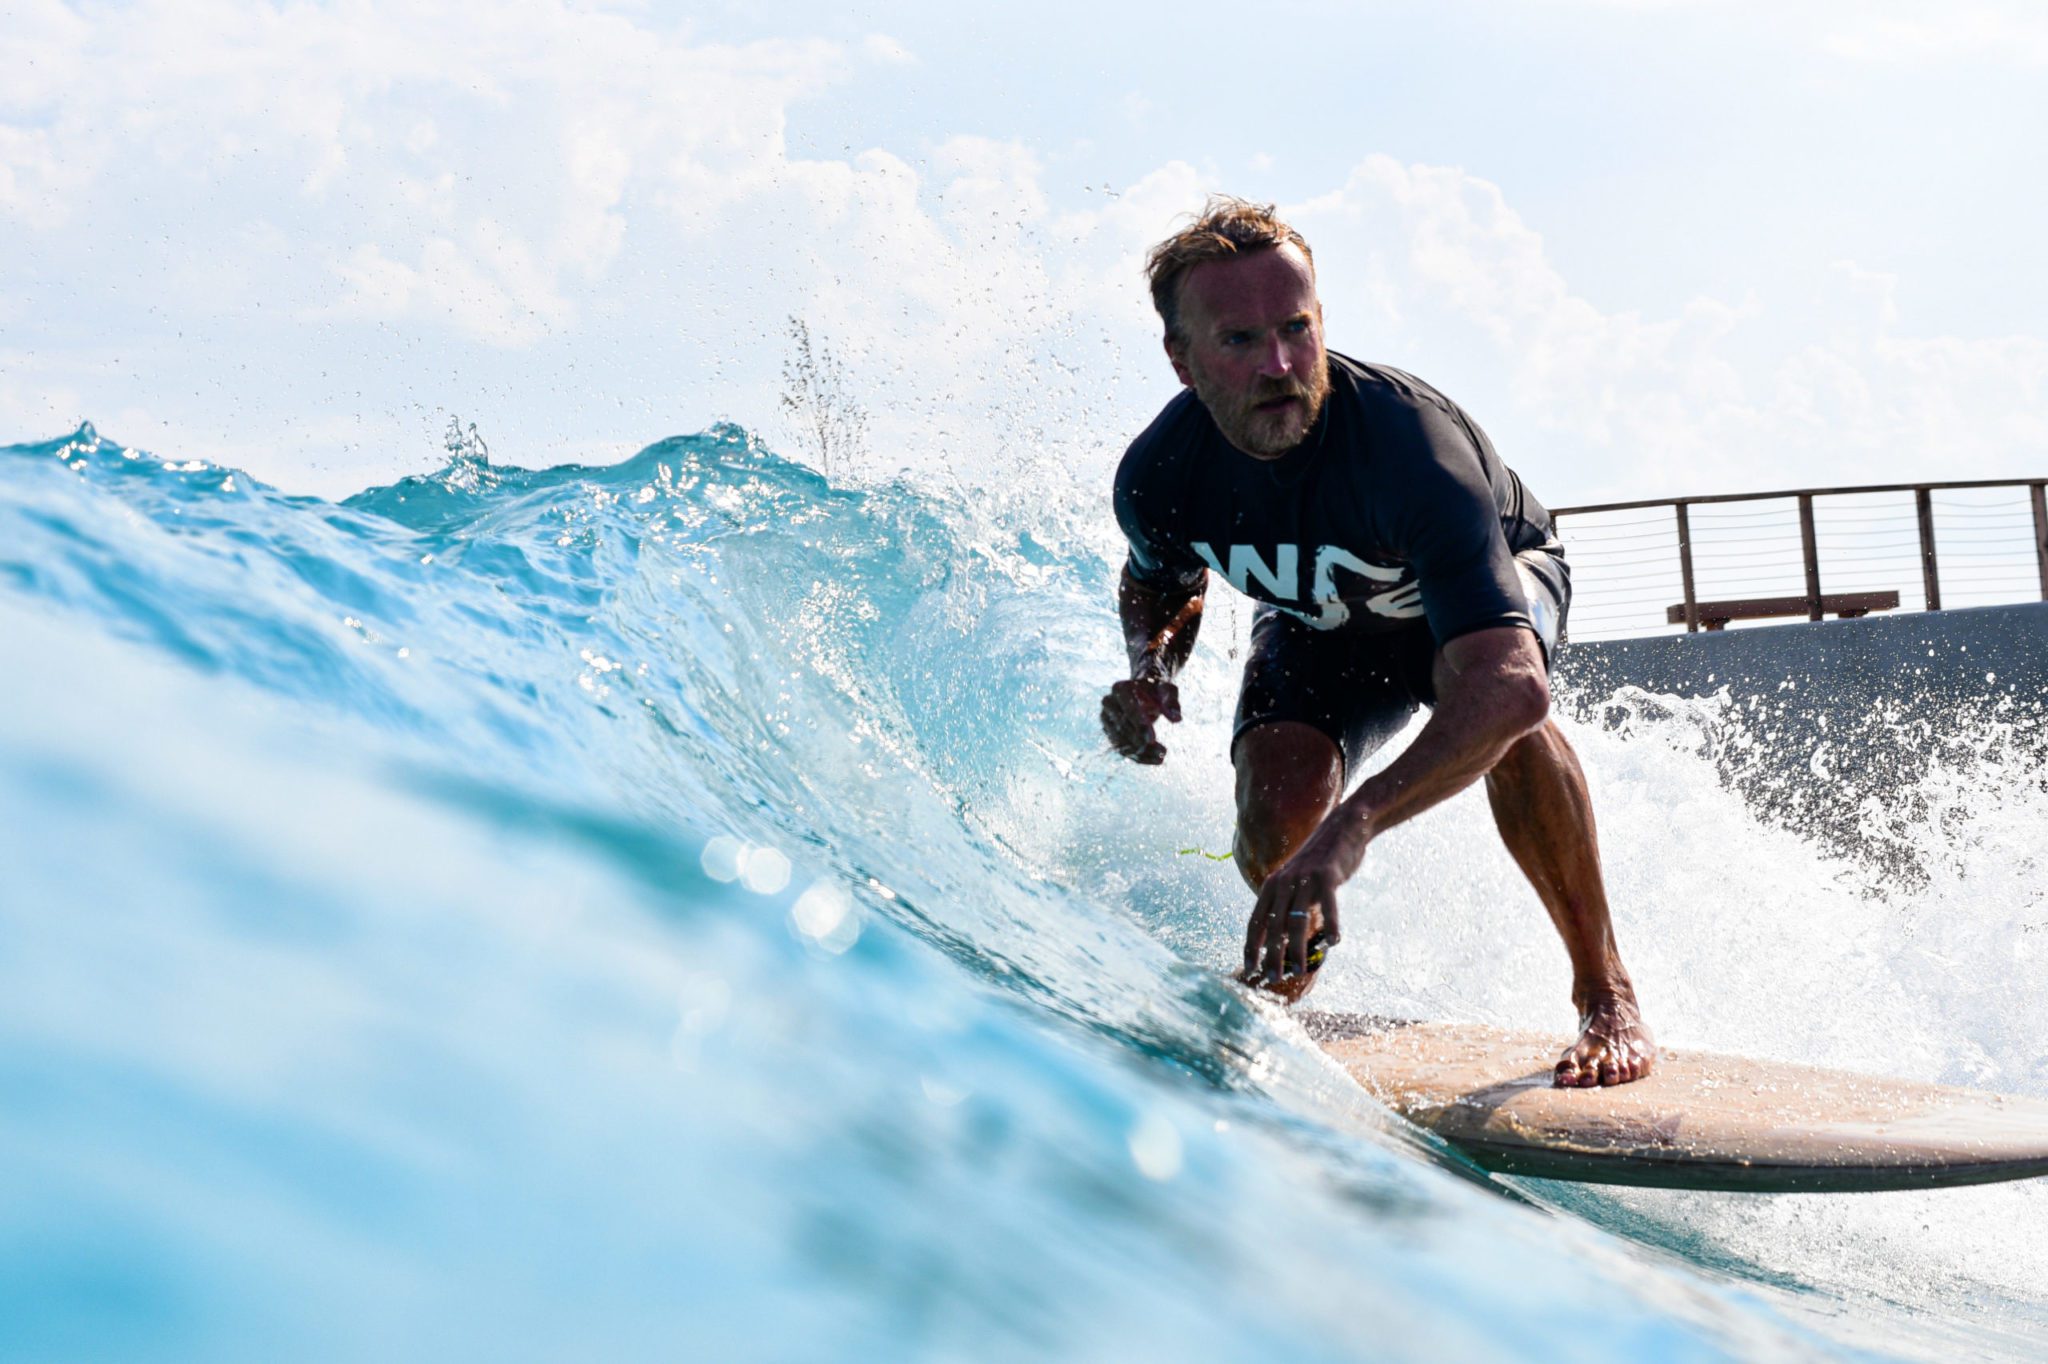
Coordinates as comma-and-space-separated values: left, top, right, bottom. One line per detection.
1303, 1012, 2048, 1193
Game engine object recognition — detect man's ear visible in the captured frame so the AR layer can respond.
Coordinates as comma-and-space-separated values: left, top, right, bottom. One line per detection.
1164, 334, 1193, 388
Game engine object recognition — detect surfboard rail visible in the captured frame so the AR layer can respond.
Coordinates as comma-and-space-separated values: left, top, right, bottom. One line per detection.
1304, 1013, 2048, 1194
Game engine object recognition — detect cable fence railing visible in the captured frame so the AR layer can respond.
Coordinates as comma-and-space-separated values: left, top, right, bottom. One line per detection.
1552, 479, 2048, 643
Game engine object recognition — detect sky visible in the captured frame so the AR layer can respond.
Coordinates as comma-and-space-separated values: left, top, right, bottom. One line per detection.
4, 0, 2046, 506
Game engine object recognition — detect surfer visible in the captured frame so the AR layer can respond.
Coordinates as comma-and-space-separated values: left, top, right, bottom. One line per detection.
1100, 197, 1654, 1087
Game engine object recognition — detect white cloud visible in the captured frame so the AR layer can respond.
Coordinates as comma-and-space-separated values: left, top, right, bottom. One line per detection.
860, 33, 916, 66
1520, 0, 2048, 68
1824, 5, 2048, 66
0, 125, 70, 224
2, 2, 2042, 508
1293, 156, 2048, 501
1530, 0, 1730, 7
1, 0, 852, 327
324, 231, 570, 348
3, 3, 1047, 485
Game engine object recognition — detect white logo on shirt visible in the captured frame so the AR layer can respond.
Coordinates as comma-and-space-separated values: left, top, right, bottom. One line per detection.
1190, 541, 1425, 630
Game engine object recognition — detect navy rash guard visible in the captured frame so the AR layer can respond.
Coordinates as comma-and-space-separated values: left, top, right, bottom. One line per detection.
1113, 352, 1566, 646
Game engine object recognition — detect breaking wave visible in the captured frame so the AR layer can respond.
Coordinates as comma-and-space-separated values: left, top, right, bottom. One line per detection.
2, 421, 2042, 1361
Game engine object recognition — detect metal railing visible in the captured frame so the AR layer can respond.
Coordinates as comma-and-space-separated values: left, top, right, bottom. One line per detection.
1551, 478, 2048, 642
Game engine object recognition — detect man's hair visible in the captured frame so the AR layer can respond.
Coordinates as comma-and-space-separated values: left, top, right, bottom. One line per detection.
1145, 195, 1314, 343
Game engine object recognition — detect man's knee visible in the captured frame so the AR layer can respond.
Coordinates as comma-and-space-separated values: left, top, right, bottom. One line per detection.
1232, 721, 1343, 886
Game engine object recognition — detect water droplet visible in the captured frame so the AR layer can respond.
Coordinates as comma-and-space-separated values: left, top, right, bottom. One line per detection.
920, 1075, 969, 1106
1128, 1112, 1183, 1181
741, 846, 792, 895
790, 881, 858, 953
700, 835, 746, 883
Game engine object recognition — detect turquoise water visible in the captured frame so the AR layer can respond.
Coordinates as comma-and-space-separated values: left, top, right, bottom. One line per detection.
3, 424, 2042, 1361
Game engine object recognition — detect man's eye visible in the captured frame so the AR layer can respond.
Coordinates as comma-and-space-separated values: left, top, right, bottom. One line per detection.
1286, 319, 1311, 333
1221, 333, 1249, 346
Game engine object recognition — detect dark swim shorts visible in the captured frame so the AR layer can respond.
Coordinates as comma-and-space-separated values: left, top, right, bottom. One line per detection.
1230, 548, 1569, 780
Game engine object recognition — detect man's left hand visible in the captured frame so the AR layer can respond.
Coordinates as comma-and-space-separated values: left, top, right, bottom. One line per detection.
1241, 814, 1370, 986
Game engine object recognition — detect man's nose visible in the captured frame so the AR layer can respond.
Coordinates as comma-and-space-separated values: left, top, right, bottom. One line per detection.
1257, 335, 1293, 377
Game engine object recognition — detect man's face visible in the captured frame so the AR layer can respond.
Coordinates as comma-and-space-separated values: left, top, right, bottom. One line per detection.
1166, 244, 1330, 459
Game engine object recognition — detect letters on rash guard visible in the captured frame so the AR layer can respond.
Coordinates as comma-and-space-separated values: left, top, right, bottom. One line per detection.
1114, 352, 1567, 647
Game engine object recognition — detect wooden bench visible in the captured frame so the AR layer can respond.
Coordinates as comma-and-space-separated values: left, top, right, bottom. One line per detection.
1666, 590, 1901, 631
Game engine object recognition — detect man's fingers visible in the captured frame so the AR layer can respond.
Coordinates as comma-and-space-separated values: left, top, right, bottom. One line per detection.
1244, 862, 1350, 990
1286, 898, 1314, 978
1103, 679, 1187, 764
1115, 721, 1163, 761
1245, 878, 1311, 984
1243, 885, 1278, 975
1100, 689, 1163, 761
1103, 711, 1143, 752
1262, 892, 1296, 982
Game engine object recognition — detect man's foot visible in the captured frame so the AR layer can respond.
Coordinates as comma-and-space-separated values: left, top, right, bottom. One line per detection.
1555, 988, 1656, 1087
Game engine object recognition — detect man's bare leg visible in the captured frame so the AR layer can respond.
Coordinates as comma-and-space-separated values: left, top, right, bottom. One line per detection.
1231, 721, 1344, 1004
1484, 719, 1656, 1087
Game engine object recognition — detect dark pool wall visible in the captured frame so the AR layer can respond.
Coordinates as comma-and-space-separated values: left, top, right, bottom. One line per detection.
1559, 601, 2048, 711
1554, 602, 2048, 878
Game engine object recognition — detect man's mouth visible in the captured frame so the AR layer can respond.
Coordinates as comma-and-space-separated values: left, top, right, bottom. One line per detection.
1254, 393, 1301, 414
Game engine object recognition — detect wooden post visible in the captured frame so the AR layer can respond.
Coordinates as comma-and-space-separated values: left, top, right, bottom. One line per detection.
1675, 502, 1699, 632
1915, 487, 1942, 611
2032, 482, 2048, 601
1797, 494, 1821, 621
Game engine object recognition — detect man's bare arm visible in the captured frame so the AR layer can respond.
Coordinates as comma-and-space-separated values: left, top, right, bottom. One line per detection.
1101, 567, 1206, 764
1243, 625, 1549, 977
1120, 567, 1205, 681
1339, 625, 1549, 839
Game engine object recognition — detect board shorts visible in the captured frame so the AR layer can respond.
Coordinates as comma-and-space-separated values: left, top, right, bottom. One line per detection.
1230, 548, 1569, 781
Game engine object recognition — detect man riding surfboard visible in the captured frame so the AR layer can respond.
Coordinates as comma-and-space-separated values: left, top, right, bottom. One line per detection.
1101, 197, 1654, 1088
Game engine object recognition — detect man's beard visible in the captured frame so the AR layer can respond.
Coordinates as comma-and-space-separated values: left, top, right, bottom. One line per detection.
1192, 355, 1332, 458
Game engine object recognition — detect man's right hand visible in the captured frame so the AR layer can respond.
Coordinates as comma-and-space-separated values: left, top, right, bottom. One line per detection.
1100, 676, 1182, 765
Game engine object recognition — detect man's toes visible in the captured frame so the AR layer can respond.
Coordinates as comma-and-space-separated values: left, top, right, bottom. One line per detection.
1557, 1035, 1656, 1088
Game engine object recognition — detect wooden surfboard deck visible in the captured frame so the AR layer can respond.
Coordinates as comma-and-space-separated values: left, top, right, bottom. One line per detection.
1304, 1013, 2048, 1193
